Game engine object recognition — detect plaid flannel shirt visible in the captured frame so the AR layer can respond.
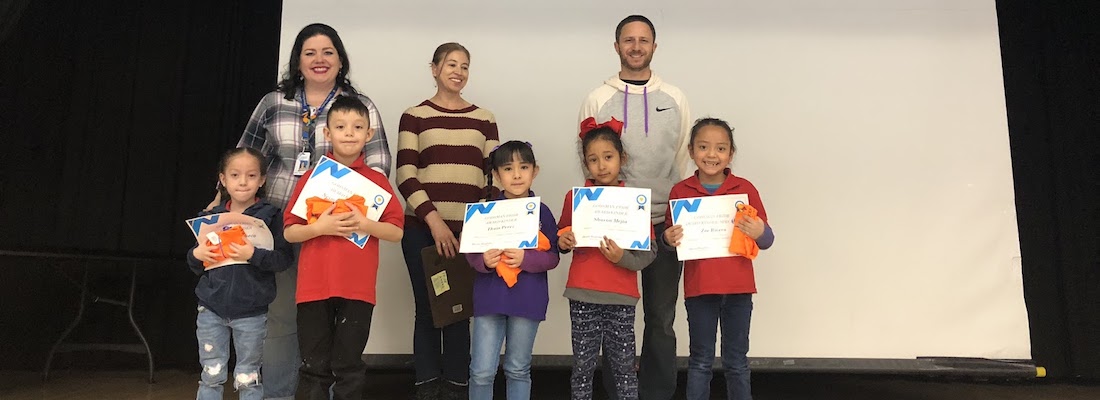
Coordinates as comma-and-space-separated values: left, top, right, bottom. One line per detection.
237, 90, 392, 209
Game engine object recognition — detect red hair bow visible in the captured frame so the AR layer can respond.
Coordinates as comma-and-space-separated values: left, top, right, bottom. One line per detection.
579, 117, 624, 139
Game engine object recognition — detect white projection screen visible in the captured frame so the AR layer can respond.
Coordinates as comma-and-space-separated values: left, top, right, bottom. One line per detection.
277, 0, 1030, 361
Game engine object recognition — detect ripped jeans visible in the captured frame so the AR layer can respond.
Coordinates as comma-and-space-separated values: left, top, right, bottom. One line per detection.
196, 306, 266, 400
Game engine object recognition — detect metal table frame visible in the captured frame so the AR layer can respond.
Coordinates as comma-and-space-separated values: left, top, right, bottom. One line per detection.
2, 250, 160, 383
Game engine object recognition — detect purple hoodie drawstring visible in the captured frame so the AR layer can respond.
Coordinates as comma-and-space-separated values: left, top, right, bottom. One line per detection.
623, 85, 629, 130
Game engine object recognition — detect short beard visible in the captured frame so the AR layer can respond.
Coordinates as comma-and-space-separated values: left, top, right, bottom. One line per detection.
619, 54, 652, 72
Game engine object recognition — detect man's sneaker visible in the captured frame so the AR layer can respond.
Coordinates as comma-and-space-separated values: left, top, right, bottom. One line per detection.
413, 380, 440, 400
441, 380, 468, 400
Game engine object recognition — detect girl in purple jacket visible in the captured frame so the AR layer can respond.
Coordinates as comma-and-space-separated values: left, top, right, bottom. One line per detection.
463, 140, 560, 400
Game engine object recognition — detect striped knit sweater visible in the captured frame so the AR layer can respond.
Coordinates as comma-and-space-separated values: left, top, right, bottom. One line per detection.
397, 100, 500, 232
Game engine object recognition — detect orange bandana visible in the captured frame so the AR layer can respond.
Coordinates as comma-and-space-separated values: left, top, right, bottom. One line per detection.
203, 225, 248, 268
728, 203, 759, 260
305, 195, 367, 224
496, 232, 551, 287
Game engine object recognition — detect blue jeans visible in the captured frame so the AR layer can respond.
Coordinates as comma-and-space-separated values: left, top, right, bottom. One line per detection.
684, 294, 753, 400
196, 306, 266, 400
263, 252, 300, 400
469, 314, 540, 400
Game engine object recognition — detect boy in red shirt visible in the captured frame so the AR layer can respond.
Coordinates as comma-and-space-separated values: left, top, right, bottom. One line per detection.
284, 96, 404, 400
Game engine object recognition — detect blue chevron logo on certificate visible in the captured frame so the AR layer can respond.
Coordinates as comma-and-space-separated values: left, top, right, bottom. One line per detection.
184, 212, 275, 269
670, 194, 748, 261
571, 186, 651, 250
459, 197, 541, 253
288, 155, 392, 249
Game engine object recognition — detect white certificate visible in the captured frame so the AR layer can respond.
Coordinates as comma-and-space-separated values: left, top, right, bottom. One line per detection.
184, 213, 275, 269
571, 186, 652, 250
459, 197, 542, 253
669, 194, 749, 261
289, 155, 393, 248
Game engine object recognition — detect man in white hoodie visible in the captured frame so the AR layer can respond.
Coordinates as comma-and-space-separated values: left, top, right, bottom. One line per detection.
578, 14, 691, 400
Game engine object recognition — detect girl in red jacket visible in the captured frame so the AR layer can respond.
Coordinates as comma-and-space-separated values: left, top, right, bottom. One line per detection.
664, 118, 774, 400
558, 117, 657, 400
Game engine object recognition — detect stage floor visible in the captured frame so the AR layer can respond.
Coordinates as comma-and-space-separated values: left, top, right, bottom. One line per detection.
2, 369, 1098, 399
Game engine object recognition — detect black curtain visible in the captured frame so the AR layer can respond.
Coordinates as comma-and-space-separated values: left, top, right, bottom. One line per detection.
997, 1, 1100, 379
0, 0, 31, 44
0, 0, 281, 369
0, 0, 281, 255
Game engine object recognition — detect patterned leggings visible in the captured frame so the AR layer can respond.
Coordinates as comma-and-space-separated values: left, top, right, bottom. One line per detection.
569, 300, 638, 400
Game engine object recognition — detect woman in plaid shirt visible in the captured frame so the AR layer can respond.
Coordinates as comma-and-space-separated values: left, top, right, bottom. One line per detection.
234, 23, 392, 400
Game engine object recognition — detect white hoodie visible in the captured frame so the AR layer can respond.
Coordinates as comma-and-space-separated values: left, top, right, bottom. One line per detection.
579, 72, 692, 224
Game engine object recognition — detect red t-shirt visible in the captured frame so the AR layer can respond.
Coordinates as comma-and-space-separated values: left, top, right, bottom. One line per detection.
284, 153, 405, 305
561, 180, 655, 299
666, 170, 768, 298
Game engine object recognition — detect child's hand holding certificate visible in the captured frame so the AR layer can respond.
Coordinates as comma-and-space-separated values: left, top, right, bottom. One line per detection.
571, 186, 652, 251
289, 156, 392, 248
670, 194, 750, 261
459, 197, 542, 253
185, 213, 274, 270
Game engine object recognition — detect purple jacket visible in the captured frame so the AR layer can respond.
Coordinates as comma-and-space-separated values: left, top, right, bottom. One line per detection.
464, 192, 560, 321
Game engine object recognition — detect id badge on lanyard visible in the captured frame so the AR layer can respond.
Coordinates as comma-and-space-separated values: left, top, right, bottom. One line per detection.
294, 121, 313, 176
293, 151, 311, 176
294, 87, 338, 176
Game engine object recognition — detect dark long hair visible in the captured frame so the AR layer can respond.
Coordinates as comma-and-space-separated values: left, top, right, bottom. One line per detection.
216, 148, 268, 201
484, 141, 536, 200
578, 126, 627, 171
689, 117, 736, 153
276, 23, 357, 100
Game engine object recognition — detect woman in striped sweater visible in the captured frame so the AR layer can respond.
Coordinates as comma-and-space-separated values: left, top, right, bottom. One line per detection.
396, 42, 500, 400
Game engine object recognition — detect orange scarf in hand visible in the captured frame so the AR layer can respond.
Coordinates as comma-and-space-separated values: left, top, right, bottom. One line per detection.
728, 203, 760, 260
203, 225, 248, 267
305, 195, 367, 224
496, 232, 551, 287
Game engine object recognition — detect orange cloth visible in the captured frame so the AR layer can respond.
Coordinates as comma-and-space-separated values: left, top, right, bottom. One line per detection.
728, 203, 760, 260
305, 195, 367, 224
203, 225, 248, 268
496, 232, 551, 287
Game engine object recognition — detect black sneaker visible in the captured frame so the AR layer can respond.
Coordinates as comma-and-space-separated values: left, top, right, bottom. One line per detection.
414, 380, 441, 400
441, 380, 468, 400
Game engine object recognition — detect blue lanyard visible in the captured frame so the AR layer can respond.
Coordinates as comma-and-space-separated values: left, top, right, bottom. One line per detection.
299, 86, 339, 152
